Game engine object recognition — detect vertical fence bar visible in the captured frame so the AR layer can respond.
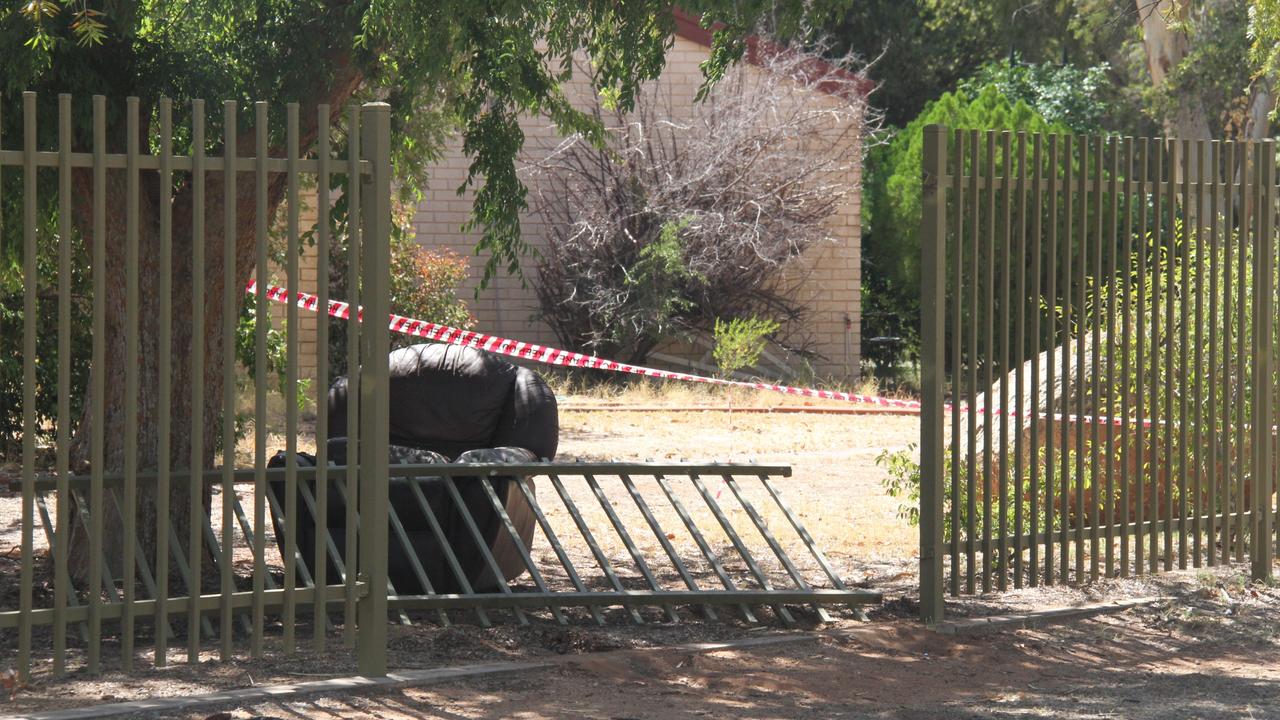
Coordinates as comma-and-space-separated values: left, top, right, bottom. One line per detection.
1193, 138, 1206, 568
919, 125, 947, 621
1090, 135, 1103, 583
315, 104, 333, 652
1061, 134, 1073, 584
54, 93, 72, 676
356, 101, 392, 676
949, 129, 964, 596
1208, 140, 1220, 568
188, 100, 207, 663
220, 100, 238, 662
982, 130, 996, 594
1233, 139, 1244, 561
252, 101, 269, 659
1223, 141, 1236, 565
156, 96, 174, 667
284, 101, 301, 654
1151, 139, 1163, 574
1178, 139, 1191, 570
344, 105, 362, 648
1135, 138, 1148, 576
1253, 141, 1275, 582
19, 90, 38, 683
89, 93, 107, 674
1030, 133, 1043, 587
1121, 137, 1135, 577
1075, 135, 1089, 583
1045, 134, 1058, 586
1014, 131, 1027, 589
967, 129, 979, 594
1105, 136, 1119, 578
1164, 139, 1176, 572
998, 131, 1012, 591
122, 96, 141, 671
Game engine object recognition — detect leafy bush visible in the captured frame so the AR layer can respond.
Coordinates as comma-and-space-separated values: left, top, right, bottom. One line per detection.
0, 215, 91, 459
713, 316, 780, 378
957, 60, 1113, 133
884, 217, 1268, 546
862, 83, 1075, 371
325, 228, 474, 380
235, 292, 311, 412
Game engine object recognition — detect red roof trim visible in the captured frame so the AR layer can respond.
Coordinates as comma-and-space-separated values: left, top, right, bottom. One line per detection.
671, 7, 873, 100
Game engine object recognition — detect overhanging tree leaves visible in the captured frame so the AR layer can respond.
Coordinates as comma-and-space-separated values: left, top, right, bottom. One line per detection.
0, 0, 847, 573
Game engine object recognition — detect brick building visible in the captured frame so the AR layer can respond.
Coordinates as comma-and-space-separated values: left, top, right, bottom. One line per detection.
284, 12, 867, 382
409, 13, 867, 381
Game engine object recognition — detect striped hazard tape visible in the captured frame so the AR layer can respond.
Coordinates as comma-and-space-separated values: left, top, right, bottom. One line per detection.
248, 281, 1167, 428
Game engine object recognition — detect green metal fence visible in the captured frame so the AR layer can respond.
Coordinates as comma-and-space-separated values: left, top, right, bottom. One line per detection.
0, 92, 877, 683
920, 125, 1280, 623
0, 92, 393, 679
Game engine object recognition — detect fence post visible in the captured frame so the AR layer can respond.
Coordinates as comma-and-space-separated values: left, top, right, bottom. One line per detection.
919, 124, 948, 624
356, 102, 392, 675
1253, 141, 1275, 582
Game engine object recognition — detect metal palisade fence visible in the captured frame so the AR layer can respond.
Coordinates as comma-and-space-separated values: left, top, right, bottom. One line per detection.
0, 92, 878, 682
0, 92, 394, 678
919, 125, 1280, 623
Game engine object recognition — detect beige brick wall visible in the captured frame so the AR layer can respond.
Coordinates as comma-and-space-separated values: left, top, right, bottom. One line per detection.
411, 35, 864, 382
282, 36, 864, 383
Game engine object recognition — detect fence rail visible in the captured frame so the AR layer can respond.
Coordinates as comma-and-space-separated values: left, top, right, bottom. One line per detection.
919, 125, 1280, 623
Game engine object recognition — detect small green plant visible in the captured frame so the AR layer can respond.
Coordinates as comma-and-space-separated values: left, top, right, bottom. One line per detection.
877, 444, 921, 526
236, 291, 311, 414
712, 315, 779, 378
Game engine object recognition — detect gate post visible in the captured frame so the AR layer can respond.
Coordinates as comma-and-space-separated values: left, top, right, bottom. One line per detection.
919, 125, 948, 623
357, 102, 392, 675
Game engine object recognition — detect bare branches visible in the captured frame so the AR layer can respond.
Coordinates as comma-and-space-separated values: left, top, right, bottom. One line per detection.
529, 43, 871, 365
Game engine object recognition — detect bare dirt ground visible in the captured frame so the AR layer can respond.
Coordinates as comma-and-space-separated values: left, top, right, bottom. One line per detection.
3, 382, 1280, 719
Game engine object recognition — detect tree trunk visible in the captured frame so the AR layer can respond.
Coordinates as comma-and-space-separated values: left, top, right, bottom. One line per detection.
1242, 76, 1274, 140
1136, 0, 1213, 219
67, 67, 364, 590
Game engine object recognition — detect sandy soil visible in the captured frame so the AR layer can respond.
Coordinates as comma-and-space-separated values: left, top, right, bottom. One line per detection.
98, 569, 1280, 719
3, 387, 1279, 718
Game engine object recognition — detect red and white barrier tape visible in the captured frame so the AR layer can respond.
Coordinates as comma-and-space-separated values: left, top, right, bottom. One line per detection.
249, 281, 1166, 428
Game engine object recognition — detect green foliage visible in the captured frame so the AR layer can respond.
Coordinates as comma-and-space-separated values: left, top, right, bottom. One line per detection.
876, 444, 922, 526
1144, 1, 1254, 134
879, 440, 1097, 544
712, 316, 780, 378
325, 223, 474, 380
622, 217, 704, 346
957, 60, 1112, 132
0, 210, 91, 458
887, 217, 1263, 545
235, 292, 310, 413
0, 0, 846, 288
1250, 0, 1280, 92
823, 0, 1087, 127
863, 84, 1071, 369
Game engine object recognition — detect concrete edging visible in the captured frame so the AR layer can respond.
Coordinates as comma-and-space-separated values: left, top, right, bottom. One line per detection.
928, 596, 1167, 636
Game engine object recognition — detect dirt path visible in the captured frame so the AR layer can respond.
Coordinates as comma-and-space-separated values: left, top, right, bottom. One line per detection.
5, 392, 1279, 719
129, 579, 1280, 720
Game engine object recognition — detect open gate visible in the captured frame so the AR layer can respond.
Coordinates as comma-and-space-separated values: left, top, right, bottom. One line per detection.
919, 125, 1280, 623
